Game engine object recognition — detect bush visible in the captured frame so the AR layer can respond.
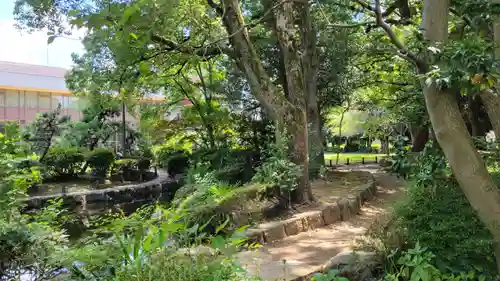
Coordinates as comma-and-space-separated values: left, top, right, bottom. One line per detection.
167, 152, 191, 177
112, 158, 137, 174
153, 143, 190, 168
252, 141, 301, 206
85, 148, 115, 177
191, 147, 259, 184
42, 147, 85, 178
394, 145, 497, 276
136, 158, 151, 171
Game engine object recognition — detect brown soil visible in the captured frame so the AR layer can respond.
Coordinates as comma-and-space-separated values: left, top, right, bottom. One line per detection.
239, 169, 375, 225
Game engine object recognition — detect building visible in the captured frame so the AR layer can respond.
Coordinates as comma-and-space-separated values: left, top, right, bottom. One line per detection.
0, 61, 188, 133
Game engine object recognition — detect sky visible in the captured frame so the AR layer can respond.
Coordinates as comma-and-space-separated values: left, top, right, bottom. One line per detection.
0, 0, 85, 69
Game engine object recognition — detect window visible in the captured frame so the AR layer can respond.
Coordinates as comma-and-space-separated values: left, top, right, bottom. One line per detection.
5, 90, 19, 107
19, 92, 24, 108
25, 92, 38, 108
39, 94, 51, 109
0, 92, 5, 107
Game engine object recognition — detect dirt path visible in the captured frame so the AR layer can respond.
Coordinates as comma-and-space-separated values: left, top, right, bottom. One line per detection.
235, 166, 406, 281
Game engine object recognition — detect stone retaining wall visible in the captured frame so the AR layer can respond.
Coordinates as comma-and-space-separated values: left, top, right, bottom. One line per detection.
244, 178, 377, 244
24, 170, 180, 214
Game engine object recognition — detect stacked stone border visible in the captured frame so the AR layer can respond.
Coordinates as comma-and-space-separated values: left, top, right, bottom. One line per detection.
24, 170, 178, 212
244, 174, 377, 244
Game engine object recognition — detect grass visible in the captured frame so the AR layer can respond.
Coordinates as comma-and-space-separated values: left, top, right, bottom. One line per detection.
324, 152, 388, 165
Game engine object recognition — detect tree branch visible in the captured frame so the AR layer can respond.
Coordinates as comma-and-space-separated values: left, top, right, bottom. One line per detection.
150, 35, 229, 58
327, 21, 375, 28
372, 0, 426, 70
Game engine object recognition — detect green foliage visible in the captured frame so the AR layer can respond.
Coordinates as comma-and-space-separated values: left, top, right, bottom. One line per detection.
62, 94, 122, 150
136, 157, 151, 171
42, 147, 85, 178
0, 123, 68, 280
252, 141, 302, 193
383, 244, 489, 281
312, 269, 350, 281
191, 147, 258, 185
85, 148, 116, 177
394, 144, 496, 276
22, 104, 70, 160
153, 143, 191, 168
390, 136, 411, 178
57, 201, 261, 280
112, 158, 138, 175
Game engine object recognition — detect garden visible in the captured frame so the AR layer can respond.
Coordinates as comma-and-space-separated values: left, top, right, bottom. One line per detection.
2, 0, 500, 281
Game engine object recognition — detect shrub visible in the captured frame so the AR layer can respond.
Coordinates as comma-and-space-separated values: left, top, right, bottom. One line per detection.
252, 141, 301, 207
42, 147, 85, 178
112, 158, 137, 174
85, 148, 115, 177
62, 205, 261, 281
394, 144, 497, 276
136, 158, 151, 171
167, 152, 191, 177
153, 143, 190, 168
191, 147, 259, 184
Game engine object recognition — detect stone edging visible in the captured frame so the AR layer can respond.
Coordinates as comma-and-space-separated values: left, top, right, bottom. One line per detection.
243, 176, 377, 244
24, 169, 176, 211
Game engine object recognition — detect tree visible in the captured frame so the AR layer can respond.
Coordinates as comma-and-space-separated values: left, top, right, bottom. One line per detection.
15, 0, 323, 202
348, 0, 500, 268
63, 94, 122, 151
22, 104, 70, 161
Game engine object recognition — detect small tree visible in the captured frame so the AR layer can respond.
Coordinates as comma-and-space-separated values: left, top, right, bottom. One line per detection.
22, 105, 70, 161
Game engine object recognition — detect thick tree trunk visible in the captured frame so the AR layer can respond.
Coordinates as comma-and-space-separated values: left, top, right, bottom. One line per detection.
219, 0, 312, 202
422, 0, 500, 269
479, 90, 500, 138
299, 4, 324, 179
409, 125, 428, 152
272, 0, 312, 201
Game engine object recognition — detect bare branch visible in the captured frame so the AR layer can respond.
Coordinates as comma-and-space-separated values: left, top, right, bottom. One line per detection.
327, 21, 375, 28
372, 0, 425, 70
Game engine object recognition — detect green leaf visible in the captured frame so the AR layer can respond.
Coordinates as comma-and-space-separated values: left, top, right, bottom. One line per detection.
68, 10, 79, 17
133, 227, 142, 259
211, 235, 226, 250
215, 217, 230, 234
130, 32, 138, 40
47, 35, 56, 45
139, 61, 150, 75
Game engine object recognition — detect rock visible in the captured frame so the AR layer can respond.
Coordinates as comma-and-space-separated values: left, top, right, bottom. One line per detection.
177, 245, 216, 257
321, 203, 341, 225
348, 195, 362, 215
296, 211, 325, 230
284, 217, 304, 236
338, 198, 351, 221
243, 228, 265, 244
258, 221, 287, 242
322, 251, 379, 281
360, 183, 374, 202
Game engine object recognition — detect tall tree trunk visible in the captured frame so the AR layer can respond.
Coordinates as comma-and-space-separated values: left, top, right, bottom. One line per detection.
422, 0, 500, 269
300, 3, 324, 178
409, 125, 428, 152
272, 0, 312, 201
219, 0, 312, 202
